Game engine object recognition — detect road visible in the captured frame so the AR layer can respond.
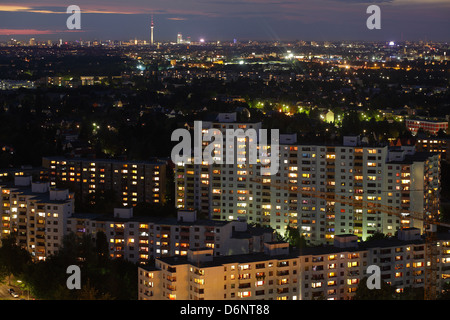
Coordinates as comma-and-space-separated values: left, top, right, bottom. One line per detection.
0, 282, 31, 300
0, 283, 18, 300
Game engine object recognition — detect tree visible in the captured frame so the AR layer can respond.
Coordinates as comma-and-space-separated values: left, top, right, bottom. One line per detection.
0, 234, 31, 285
95, 231, 109, 263
365, 231, 389, 242
353, 276, 397, 300
285, 227, 307, 248
76, 279, 114, 300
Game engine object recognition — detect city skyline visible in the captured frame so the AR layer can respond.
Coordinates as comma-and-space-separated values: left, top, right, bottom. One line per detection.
0, 0, 449, 42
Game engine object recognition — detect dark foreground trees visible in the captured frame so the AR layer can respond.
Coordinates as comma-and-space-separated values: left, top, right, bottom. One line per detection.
1, 232, 137, 300
353, 276, 424, 300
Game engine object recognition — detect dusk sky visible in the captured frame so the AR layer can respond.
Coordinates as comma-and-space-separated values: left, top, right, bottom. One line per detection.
0, 0, 449, 42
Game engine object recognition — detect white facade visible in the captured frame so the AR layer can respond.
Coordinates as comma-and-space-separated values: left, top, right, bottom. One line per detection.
67, 209, 275, 264
175, 116, 441, 245
0, 176, 74, 260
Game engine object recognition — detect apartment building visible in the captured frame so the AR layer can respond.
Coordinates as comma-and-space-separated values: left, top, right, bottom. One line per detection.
405, 119, 448, 136
175, 116, 441, 245
67, 209, 275, 264
137, 228, 450, 300
0, 166, 47, 184
42, 156, 167, 207
0, 176, 74, 260
416, 137, 450, 162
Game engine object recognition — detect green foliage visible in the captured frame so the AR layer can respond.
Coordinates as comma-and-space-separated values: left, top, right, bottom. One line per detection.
365, 231, 389, 242
275, 227, 307, 248
285, 227, 307, 248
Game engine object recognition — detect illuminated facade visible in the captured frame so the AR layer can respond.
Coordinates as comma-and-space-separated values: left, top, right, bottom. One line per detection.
67, 209, 275, 264
175, 116, 441, 245
0, 176, 74, 260
405, 119, 448, 136
138, 229, 450, 300
42, 156, 167, 207
416, 138, 450, 162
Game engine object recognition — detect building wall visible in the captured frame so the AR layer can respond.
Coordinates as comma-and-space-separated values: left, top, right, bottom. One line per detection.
175, 126, 441, 245
67, 211, 275, 264
0, 179, 74, 260
42, 157, 167, 207
138, 235, 450, 300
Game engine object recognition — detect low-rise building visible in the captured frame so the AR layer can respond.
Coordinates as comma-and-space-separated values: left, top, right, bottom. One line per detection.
138, 228, 450, 300
67, 209, 275, 264
406, 119, 448, 136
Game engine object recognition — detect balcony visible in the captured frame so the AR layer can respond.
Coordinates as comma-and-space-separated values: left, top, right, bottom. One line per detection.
277, 287, 289, 294
167, 266, 177, 273
277, 270, 289, 276
238, 283, 251, 289
166, 284, 176, 291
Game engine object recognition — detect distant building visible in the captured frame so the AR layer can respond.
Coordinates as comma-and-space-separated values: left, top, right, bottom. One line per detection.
0, 166, 47, 183
416, 137, 450, 162
405, 119, 448, 135
0, 79, 35, 90
42, 156, 167, 207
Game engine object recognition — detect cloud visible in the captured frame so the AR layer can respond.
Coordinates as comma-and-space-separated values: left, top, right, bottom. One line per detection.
167, 17, 187, 21
0, 28, 85, 35
327, 0, 393, 3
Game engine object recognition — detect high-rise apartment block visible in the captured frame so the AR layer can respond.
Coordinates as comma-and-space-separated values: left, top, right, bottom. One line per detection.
138, 228, 450, 300
42, 156, 167, 207
0, 176, 74, 260
175, 114, 441, 245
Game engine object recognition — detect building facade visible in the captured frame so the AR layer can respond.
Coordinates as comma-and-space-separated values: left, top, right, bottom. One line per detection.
67, 209, 275, 264
405, 119, 448, 136
175, 115, 441, 245
415, 137, 450, 162
42, 156, 167, 207
0, 176, 74, 260
138, 229, 450, 300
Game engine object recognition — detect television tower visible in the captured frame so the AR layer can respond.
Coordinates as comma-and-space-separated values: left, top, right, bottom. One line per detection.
151, 14, 154, 45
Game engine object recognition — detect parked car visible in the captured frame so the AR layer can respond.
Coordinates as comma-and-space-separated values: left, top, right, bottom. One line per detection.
8, 288, 19, 298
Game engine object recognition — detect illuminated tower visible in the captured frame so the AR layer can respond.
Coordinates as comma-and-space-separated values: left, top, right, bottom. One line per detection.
151, 15, 154, 45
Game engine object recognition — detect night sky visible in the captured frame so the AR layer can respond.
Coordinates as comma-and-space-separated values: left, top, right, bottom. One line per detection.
0, 0, 449, 42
